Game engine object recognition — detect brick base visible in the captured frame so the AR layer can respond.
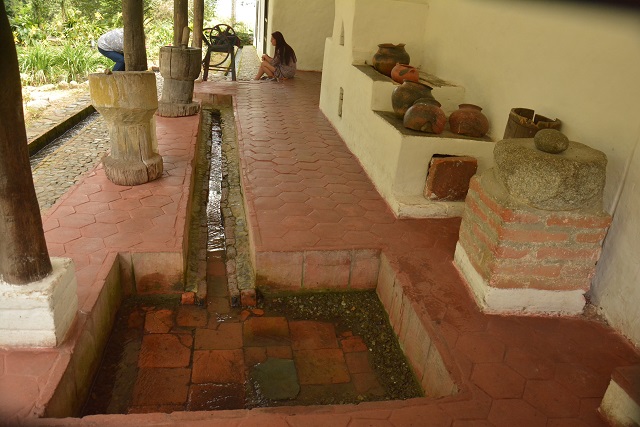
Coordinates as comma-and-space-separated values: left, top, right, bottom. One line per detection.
455, 171, 611, 314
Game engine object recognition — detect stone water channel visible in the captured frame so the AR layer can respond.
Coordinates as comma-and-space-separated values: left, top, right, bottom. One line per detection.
37, 107, 421, 415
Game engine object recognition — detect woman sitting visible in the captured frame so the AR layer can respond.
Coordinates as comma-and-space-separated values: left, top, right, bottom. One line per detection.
254, 31, 297, 81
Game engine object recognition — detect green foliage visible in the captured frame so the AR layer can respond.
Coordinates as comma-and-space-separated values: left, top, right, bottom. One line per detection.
232, 20, 253, 46
17, 41, 111, 85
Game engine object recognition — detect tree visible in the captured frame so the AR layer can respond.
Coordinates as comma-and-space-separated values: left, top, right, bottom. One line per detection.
122, 0, 147, 70
0, 0, 52, 284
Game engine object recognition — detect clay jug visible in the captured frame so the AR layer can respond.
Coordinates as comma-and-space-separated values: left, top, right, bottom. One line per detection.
392, 81, 435, 117
403, 98, 447, 134
390, 63, 419, 84
449, 104, 490, 138
372, 43, 410, 77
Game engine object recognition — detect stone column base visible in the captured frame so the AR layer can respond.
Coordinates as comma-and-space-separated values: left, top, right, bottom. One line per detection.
0, 258, 78, 347
454, 243, 585, 315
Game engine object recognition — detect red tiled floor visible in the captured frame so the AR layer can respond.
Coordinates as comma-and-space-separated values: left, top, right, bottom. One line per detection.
294, 348, 350, 385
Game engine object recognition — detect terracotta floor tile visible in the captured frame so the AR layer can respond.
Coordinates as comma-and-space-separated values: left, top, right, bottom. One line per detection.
138, 334, 191, 368
488, 399, 547, 427
176, 305, 208, 328
294, 349, 350, 385
523, 379, 581, 418
345, 352, 373, 374
144, 309, 174, 334
244, 347, 267, 368
187, 383, 245, 411
195, 323, 243, 350
132, 368, 190, 406
266, 346, 293, 359
243, 317, 290, 347
192, 349, 245, 384
289, 321, 339, 350
471, 363, 526, 399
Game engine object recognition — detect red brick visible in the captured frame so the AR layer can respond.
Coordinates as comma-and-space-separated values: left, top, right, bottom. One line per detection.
500, 228, 570, 243
492, 261, 562, 278
132, 368, 190, 406
466, 193, 500, 233
293, 349, 350, 384
489, 275, 590, 291
546, 215, 612, 229
240, 289, 257, 307
290, 321, 339, 350
351, 372, 385, 396
493, 245, 531, 259
536, 247, 601, 262
128, 404, 184, 414
340, 336, 368, 353
244, 347, 267, 367
138, 334, 191, 368
267, 346, 293, 359
424, 156, 478, 201
181, 292, 196, 305
575, 231, 608, 243
192, 349, 245, 384
345, 351, 373, 374
498, 208, 541, 224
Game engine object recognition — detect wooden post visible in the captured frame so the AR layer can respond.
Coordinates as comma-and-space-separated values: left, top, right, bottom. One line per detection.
192, 0, 204, 49
123, 0, 147, 71
0, 2, 52, 284
174, 0, 188, 47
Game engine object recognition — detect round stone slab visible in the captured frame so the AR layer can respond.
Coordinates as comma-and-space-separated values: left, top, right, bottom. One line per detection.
494, 136, 607, 210
251, 358, 300, 400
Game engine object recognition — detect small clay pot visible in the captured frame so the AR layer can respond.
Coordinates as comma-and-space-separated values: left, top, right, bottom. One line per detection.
448, 103, 489, 138
390, 63, 419, 84
403, 98, 447, 134
372, 43, 410, 77
391, 81, 435, 117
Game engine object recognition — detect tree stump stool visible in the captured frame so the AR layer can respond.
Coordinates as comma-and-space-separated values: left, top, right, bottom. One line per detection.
89, 71, 163, 186
157, 46, 202, 117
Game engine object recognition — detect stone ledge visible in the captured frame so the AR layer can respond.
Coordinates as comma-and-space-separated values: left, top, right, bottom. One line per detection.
600, 366, 640, 427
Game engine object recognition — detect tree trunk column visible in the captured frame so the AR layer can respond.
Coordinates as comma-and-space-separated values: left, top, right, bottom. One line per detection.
89, 71, 163, 186
158, 46, 202, 117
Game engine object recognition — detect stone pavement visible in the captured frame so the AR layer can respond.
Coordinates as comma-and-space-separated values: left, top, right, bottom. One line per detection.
0, 59, 637, 426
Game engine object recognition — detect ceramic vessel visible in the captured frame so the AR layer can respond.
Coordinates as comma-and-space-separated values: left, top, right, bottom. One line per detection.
372, 43, 410, 77
390, 63, 419, 84
392, 81, 435, 117
403, 98, 447, 134
449, 103, 490, 138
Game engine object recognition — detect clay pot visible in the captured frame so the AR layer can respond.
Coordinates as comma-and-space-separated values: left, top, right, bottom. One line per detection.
403, 98, 447, 134
392, 81, 435, 117
448, 104, 490, 138
372, 43, 410, 77
390, 63, 419, 84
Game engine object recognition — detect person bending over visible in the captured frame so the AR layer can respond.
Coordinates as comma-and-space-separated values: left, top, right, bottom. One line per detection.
254, 31, 297, 81
97, 28, 125, 71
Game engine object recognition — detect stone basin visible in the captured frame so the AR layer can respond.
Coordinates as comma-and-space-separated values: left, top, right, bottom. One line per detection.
494, 134, 607, 210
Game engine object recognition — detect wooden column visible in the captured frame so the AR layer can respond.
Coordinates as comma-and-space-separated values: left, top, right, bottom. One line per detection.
123, 0, 147, 71
0, 2, 52, 284
173, 0, 188, 46
192, 0, 204, 50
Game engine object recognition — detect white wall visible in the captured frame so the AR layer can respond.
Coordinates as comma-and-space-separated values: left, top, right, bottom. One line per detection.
320, 0, 640, 346
267, 0, 334, 71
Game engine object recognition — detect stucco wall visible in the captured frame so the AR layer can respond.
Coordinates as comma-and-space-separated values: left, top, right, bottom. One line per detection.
266, 0, 334, 71
321, 0, 640, 346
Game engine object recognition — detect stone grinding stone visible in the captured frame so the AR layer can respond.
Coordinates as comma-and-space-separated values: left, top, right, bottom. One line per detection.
250, 358, 300, 400
494, 136, 607, 210
534, 129, 569, 154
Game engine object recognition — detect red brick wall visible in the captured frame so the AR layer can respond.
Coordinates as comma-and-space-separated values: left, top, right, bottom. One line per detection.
458, 176, 612, 292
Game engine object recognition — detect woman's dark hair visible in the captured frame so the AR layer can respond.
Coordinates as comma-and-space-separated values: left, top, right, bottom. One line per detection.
272, 31, 297, 65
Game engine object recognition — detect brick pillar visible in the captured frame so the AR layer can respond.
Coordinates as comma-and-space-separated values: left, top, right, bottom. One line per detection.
454, 172, 611, 315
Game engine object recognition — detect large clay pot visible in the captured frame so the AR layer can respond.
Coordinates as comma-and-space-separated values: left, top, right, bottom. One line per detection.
403, 98, 447, 134
390, 63, 419, 84
372, 43, 410, 77
392, 81, 435, 117
449, 104, 490, 138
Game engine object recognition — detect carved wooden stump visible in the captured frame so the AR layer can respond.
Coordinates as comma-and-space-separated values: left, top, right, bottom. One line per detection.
88, 71, 163, 186
157, 46, 202, 117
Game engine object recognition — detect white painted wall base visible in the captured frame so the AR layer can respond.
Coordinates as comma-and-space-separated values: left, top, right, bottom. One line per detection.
454, 243, 585, 315
0, 257, 78, 347
600, 379, 640, 427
